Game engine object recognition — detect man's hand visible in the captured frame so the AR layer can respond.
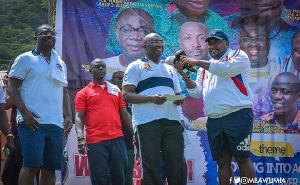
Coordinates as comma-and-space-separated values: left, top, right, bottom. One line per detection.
63, 117, 73, 137
21, 110, 40, 131
151, 94, 167, 105
5, 136, 15, 152
174, 57, 186, 74
77, 138, 87, 154
179, 55, 198, 67
173, 99, 184, 106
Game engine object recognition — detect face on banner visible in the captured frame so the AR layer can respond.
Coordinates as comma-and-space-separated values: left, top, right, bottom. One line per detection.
240, 0, 284, 22
179, 22, 209, 60
172, 0, 211, 18
115, 8, 154, 61
271, 73, 300, 117
239, 22, 270, 68
292, 32, 300, 72
253, 72, 300, 134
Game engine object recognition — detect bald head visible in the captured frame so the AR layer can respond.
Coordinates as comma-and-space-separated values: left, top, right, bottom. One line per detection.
179, 22, 208, 34
90, 58, 104, 67
144, 33, 161, 43
35, 24, 52, 36
116, 8, 154, 28
272, 72, 300, 91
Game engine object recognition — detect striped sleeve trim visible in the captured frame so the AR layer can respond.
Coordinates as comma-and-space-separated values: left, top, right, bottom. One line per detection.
8, 75, 24, 80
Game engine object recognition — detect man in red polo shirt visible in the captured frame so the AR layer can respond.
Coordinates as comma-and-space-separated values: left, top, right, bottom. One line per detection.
74, 58, 133, 185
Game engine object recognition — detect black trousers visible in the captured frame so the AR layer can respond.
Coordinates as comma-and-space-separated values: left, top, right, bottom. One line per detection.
1, 137, 22, 185
137, 119, 186, 185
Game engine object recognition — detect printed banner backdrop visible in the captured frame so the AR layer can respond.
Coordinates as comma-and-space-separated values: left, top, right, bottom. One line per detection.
55, 0, 300, 184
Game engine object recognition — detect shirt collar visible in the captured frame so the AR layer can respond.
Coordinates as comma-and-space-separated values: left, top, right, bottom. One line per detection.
140, 56, 164, 64
32, 49, 39, 56
219, 48, 231, 60
88, 81, 107, 89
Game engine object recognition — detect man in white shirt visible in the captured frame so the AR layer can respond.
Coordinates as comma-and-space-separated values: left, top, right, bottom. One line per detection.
175, 29, 255, 185
123, 33, 186, 185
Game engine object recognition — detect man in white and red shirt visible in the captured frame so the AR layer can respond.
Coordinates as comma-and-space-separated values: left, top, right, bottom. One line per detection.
175, 29, 255, 185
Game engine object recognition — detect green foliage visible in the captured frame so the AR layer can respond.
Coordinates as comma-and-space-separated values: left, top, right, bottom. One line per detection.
0, 0, 49, 70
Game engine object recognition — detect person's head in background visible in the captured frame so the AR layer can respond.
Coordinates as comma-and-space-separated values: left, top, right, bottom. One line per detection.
239, 22, 270, 68
115, 8, 154, 66
240, 0, 284, 24
172, 0, 211, 21
271, 72, 300, 119
291, 31, 300, 72
111, 71, 124, 90
179, 21, 209, 60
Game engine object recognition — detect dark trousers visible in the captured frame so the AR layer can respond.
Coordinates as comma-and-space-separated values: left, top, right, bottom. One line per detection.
1, 137, 22, 185
125, 149, 134, 185
87, 137, 128, 185
137, 119, 186, 185
1, 136, 40, 185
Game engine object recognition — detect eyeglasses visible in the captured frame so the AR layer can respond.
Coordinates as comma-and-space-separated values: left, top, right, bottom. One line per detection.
37, 31, 56, 36
118, 26, 152, 36
240, 36, 266, 43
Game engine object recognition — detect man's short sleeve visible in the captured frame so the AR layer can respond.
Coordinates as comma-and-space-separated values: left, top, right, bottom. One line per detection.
62, 61, 68, 87
118, 91, 126, 109
122, 62, 140, 87
9, 55, 27, 80
171, 68, 181, 94
0, 85, 5, 103
75, 90, 86, 112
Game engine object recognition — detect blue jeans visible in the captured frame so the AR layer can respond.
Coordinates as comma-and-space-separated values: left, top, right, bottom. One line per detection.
87, 137, 128, 185
18, 122, 63, 170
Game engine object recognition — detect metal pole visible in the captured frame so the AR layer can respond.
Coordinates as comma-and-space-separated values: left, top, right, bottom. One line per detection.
48, 0, 53, 25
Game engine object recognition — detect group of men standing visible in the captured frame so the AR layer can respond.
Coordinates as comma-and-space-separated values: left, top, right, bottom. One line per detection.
1, 21, 257, 185
6, 10, 300, 185
73, 27, 256, 185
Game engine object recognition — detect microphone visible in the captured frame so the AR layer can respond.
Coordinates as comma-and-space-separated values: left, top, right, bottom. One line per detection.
173, 49, 197, 73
